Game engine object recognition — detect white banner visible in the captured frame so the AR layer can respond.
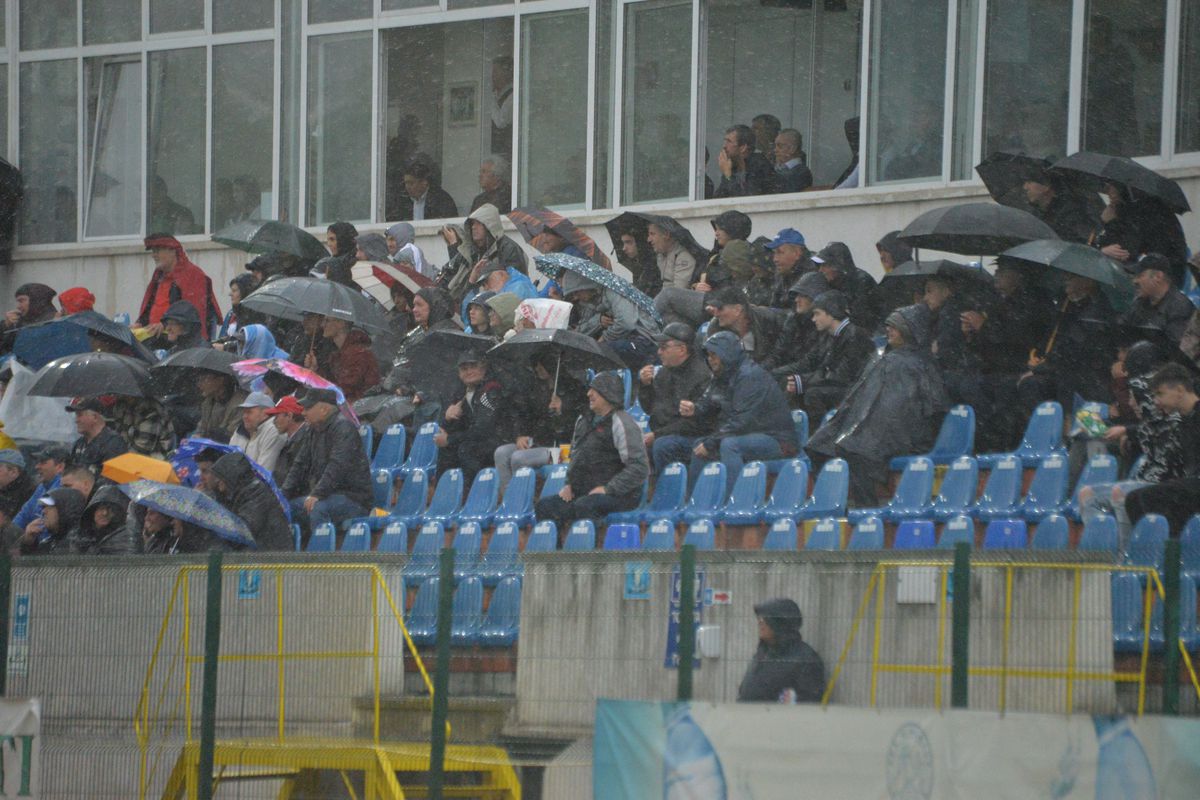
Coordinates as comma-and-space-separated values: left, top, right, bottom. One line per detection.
0, 699, 39, 799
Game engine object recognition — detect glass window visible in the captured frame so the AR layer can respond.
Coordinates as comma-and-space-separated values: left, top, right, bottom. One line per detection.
1179, 0, 1200, 153
520, 10, 589, 208
150, 0, 205, 34
869, 0, 947, 183
1082, 1, 1165, 157
448, 0, 507, 9
213, 0, 274, 33
148, 49, 207, 235
213, 42, 274, 229
19, 60, 77, 244
84, 56, 143, 239
307, 32, 372, 225
983, 0, 1071, 161
308, 0, 372, 24
593, 0, 616, 208
951, 0, 981, 180
84, 0, 141, 45
383, 0, 438, 10
279, 0, 303, 225
20, 0, 76, 50
381, 18, 513, 221
624, 0, 692, 204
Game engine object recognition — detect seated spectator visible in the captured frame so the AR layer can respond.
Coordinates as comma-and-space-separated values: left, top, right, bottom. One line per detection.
233, 323, 289, 361
614, 224, 662, 300
19, 487, 85, 556
648, 219, 699, 291
67, 397, 129, 472
161, 300, 206, 354
387, 282, 415, 338
139, 505, 230, 554
714, 124, 773, 198
702, 287, 779, 365
534, 372, 649, 536
217, 272, 258, 339
229, 392, 286, 472
771, 129, 814, 194
461, 260, 536, 322
433, 351, 505, 483
493, 352, 587, 491
283, 389, 373, 542
111, 396, 175, 460
58, 286, 96, 316
72, 484, 136, 555
702, 211, 754, 288
814, 242, 879, 331
484, 292, 521, 339
639, 323, 714, 475
751, 113, 781, 161
60, 465, 99, 504
737, 598, 825, 703
1, 283, 57, 354
381, 286, 462, 407
785, 291, 874, 420
355, 232, 390, 264
0, 495, 24, 555
438, 204, 529, 305
0, 450, 34, 520
471, 155, 512, 215
310, 317, 380, 404
562, 270, 659, 370
265, 395, 308, 486
210, 451, 293, 551
808, 304, 949, 506
12, 447, 66, 534
137, 234, 222, 340
1122, 253, 1194, 347
1022, 166, 1100, 244
922, 273, 975, 401
688, 331, 797, 491
194, 371, 249, 443
190, 447, 225, 497
1096, 183, 1188, 286
385, 222, 432, 278
284, 313, 336, 378
762, 272, 829, 378
463, 291, 497, 337
1125, 364, 1200, 534
314, 222, 358, 287
397, 157, 459, 222
765, 229, 817, 310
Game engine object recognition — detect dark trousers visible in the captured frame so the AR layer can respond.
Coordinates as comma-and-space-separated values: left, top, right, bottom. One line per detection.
1125, 478, 1200, 536
535, 491, 638, 543
437, 442, 492, 484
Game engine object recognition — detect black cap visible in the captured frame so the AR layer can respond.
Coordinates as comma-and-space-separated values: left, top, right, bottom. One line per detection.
1134, 253, 1171, 275
33, 446, 69, 464
474, 260, 508, 283
652, 322, 695, 346
456, 350, 486, 367
65, 396, 107, 415
298, 388, 340, 408
707, 286, 748, 309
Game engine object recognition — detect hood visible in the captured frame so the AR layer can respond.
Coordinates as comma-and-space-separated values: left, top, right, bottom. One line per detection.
44, 487, 86, 533
467, 203, 505, 241
143, 234, 189, 261
161, 299, 201, 333
716, 239, 757, 283
356, 232, 390, 262
711, 210, 752, 242
701, 330, 747, 373
590, 371, 625, 408
638, 213, 710, 263
789, 270, 830, 300
485, 292, 521, 334
876, 231, 912, 268
753, 597, 803, 638
211, 451, 255, 490
386, 222, 415, 248
239, 324, 289, 359
885, 303, 932, 350
816, 241, 857, 273
58, 286, 95, 314
416, 287, 455, 327
560, 270, 601, 297
82, 483, 128, 530
16, 283, 57, 319
327, 222, 359, 257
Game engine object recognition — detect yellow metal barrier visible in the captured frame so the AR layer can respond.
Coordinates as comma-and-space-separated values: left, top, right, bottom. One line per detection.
821, 559, 1199, 715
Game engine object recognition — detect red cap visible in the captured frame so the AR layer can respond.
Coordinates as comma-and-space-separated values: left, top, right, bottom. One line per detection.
265, 395, 304, 416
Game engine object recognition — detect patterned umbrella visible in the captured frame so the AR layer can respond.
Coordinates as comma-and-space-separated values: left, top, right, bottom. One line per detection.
350, 260, 433, 310
534, 252, 663, 326
171, 437, 291, 521
230, 358, 359, 425
119, 479, 256, 548
508, 207, 613, 270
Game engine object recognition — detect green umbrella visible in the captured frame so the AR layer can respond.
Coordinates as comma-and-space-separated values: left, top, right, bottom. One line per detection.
998, 239, 1134, 311
211, 219, 329, 261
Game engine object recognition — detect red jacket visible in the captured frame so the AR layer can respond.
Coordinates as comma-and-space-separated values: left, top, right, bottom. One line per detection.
328, 330, 381, 403
138, 235, 223, 338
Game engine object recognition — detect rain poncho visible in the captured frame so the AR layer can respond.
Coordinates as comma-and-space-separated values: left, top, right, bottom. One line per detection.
210, 452, 292, 551
238, 324, 289, 360
137, 235, 222, 338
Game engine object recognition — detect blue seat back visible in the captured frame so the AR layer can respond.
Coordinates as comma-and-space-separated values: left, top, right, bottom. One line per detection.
1182, 516, 1200, 576
1126, 514, 1169, 571
564, 520, 596, 551
1079, 514, 1119, 552
792, 409, 809, 449
358, 424, 373, 456
484, 522, 520, 560
848, 516, 884, 550
460, 469, 499, 517
406, 578, 439, 628
930, 404, 975, 461
808, 458, 849, 516
393, 468, 428, 517
889, 457, 935, 510
480, 576, 522, 645
1070, 453, 1119, 507
603, 523, 640, 550
725, 461, 767, 514
372, 424, 407, 471
763, 519, 798, 551
291, 523, 302, 551
451, 521, 483, 568
1111, 573, 1144, 643
805, 518, 840, 550
451, 576, 484, 642
977, 456, 1022, 508
539, 464, 569, 500
340, 521, 371, 552
687, 463, 727, 514
820, 408, 837, 428
525, 521, 557, 552
1031, 515, 1069, 550
764, 460, 809, 514
425, 469, 464, 519
1023, 453, 1069, 509
934, 456, 978, 508
642, 519, 676, 551
648, 462, 688, 514
372, 468, 394, 509
497, 468, 536, 516
410, 521, 444, 560
894, 520, 936, 549
377, 521, 407, 553
402, 422, 440, 472
307, 522, 336, 552
983, 519, 1028, 549
1016, 401, 1063, 458
937, 515, 974, 549
682, 519, 716, 550
1181, 576, 1199, 645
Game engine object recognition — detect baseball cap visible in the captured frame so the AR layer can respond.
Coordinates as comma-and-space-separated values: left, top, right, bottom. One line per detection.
265, 396, 304, 417
474, 261, 508, 284
33, 446, 69, 464
707, 286, 748, 309
237, 391, 276, 409
65, 396, 107, 415
764, 228, 806, 250
457, 349, 486, 367
1134, 253, 1171, 274
652, 322, 695, 345
0, 449, 24, 469
298, 388, 340, 408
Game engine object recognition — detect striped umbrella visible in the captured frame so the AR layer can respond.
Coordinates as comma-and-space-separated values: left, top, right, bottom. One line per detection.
507, 207, 612, 270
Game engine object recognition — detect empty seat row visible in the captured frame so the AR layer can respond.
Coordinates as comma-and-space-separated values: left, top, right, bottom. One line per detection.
405, 575, 522, 647
1112, 573, 1200, 653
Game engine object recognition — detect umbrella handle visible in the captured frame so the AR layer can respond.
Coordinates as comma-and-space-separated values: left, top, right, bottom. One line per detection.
553, 353, 561, 399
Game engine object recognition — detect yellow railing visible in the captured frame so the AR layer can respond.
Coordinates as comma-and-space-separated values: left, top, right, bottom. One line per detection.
133, 563, 434, 800
821, 559, 1200, 715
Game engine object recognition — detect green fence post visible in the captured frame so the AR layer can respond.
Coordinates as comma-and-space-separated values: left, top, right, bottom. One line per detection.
677, 544, 696, 702
197, 550, 223, 800
0, 552, 11, 698
428, 547, 456, 800
951, 542, 971, 709
1163, 539, 1181, 716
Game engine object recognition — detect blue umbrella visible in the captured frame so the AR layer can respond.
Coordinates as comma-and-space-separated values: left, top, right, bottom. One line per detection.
12, 321, 91, 370
172, 437, 291, 522
118, 479, 256, 548
534, 252, 663, 326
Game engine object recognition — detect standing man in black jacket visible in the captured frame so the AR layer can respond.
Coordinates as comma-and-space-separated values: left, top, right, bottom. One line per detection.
786, 291, 874, 420
638, 323, 713, 475
737, 598, 825, 703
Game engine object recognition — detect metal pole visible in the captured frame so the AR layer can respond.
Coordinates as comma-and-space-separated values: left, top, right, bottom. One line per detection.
428, 547, 456, 800
1163, 539, 1181, 715
677, 544, 696, 701
950, 542, 971, 708
197, 550, 224, 800
0, 552, 11, 697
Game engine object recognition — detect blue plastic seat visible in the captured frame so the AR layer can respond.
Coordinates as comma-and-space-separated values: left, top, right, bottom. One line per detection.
386, 422, 439, 486
525, 520, 557, 552
929, 456, 979, 522
682, 519, 716, 550
819, 408, 837, 429
890, 404, 975, 469
450, 577, 483, 646
420, 469, 465, 527
477, 522, 522, 585
372, 424, 407, 471
971, 456, 1023, 521
642, 519, 676, 551
1018, 453, 1070, 521
1065, 453, 1119, 521
479, 576, 522, 647
758, 460, 809, 525
402, 522, 444, 581
978, 401, 1064, 468
893, 520, 936, 549
1078, 514, 1119, 553
307, 522, 336, 552
603, 523, 640, 550
715, 461, 767, 525
1030, 514, 1069, 550
982, 519, 1028, 549
1112, 573, 1147, 653
291, 524, 302, 551
450, 522, 483, 580
795, 458, 849, 521
1182, 516, 1200, 583
377, 521, 407, 553
1180, 576, 1200, 651
538, 464, 569, 502
937, 515, 974, 549
454, 468, 500, 526
358, 467, 430, 532
340, 521, 371, 552
763, 519, 798, 551
850, 456, 934, 523
805, 518, 840, 550
491, 468, 537, 528
677, 463, 728, 525
793, 409, 809, 449
847, 516, 884, 550
564, 520, 596, 551
372, 467, 395, 510
405, 578, 439, 647
358, 424, 373, 457
610, 462, 687, 524
1125, 514, 1169, 574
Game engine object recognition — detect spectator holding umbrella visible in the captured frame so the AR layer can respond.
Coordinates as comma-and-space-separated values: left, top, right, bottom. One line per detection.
111, 396, 175, 460
209, 451, 293, 551
137, 234, 222, 341
493, 350, 587, 491
308, 317, 380, 404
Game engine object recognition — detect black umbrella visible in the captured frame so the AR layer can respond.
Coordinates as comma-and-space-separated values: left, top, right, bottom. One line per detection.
1051, 151, 1190, 214
60, 311, 157, 362
632, 212, 711, 264
882, 259, 993, 305
239, 276, 390, 335
27, 352, 154, 398
488, 328, 623, 393
604, 212, 649, 254
211, 219, 330, 261
880, 259, 967, 280
899, 203, 1058, 255
150, 348, 242, 393
975, 151, 1101, 215
402, 330, 496, 403
998, 239, 1134, 311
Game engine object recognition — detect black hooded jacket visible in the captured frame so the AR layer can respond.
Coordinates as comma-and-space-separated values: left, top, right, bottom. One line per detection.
211, 452, 292, 551
21, 487, 86, 556
161, 300, 205, 352
737, 598, 826, 703
316, 222, 360, 288
73, 484, 138, 555
384, 286, 462, 396
696, 332, 798, 454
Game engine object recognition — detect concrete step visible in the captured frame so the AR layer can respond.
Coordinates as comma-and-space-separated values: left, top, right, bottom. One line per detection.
352, 694, 515, 744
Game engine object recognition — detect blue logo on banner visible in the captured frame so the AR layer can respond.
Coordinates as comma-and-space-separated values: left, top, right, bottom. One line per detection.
624, 562, 652, 600
664, 568, 704, 669
12, 593, 29, 640
238, 570, 261, 600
